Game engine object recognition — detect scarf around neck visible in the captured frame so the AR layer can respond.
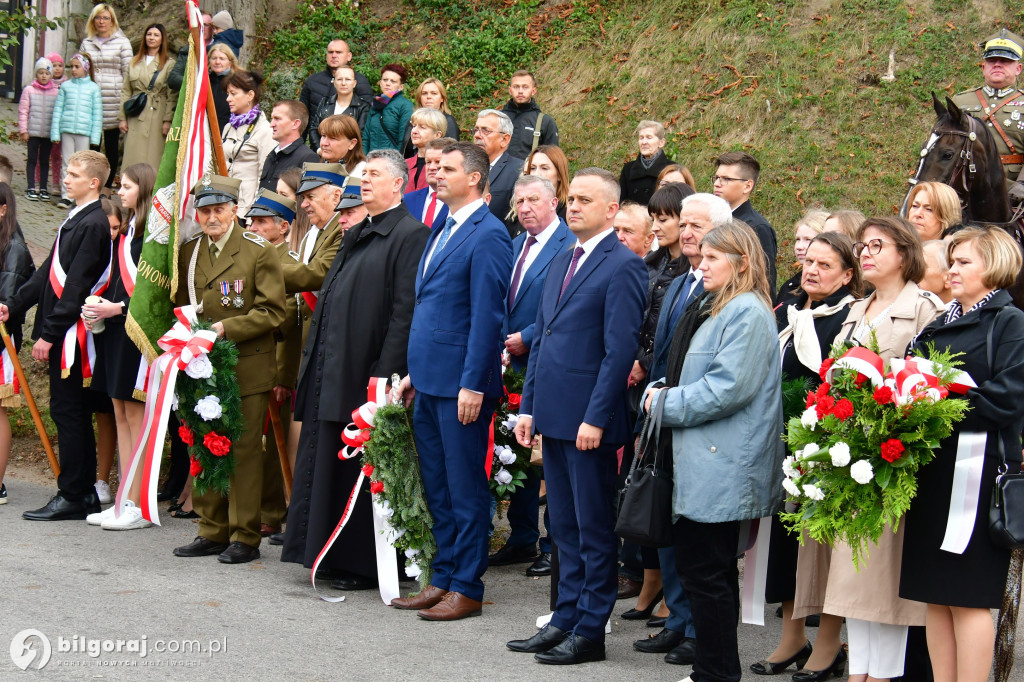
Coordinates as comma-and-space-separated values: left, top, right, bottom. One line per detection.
778, 289, 855, 373
372, 90, 399, 111
228, 103, 260, 129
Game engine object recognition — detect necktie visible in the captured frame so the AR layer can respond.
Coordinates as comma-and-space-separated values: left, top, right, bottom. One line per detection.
508, 235, 537, 308
424, 191, 438, 227
667, 272, 696, 332
558, 246, 585, 301
209, 238, 218, 262
432, 216, 456, 263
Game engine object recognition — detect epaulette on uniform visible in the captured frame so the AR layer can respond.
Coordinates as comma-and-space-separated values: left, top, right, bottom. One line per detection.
287, 250, 300, 261
242, 231, 268, 247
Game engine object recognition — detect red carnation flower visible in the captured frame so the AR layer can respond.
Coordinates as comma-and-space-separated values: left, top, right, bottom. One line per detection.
189, 456, 203, 477
854, 374, 867, 388
507, 393, 522, 409
816, 383, 831, 399
831, 398, 854, 421
203, 431, 232, 457
805, 391, 816, 408
815, 394, 835, 419
178, 425, 195, 446
873, 386, 894, 405
370, 480, 384, 495
880, 438, 905, 463
818, 358, 835, 383
361, 463, 374, 477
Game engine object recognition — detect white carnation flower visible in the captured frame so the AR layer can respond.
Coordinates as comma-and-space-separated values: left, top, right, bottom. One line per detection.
803, 484, 825, 501
800, 407, 818, 429
494, 468, 513, 485
782, 478, 801, 497
782, 456, 799, 479
801, 443, 820, 459
171, 393, 179, 411
386, 526, 406, 543
498, 448, 517, 466
404, 547, 420, 559
829, 442, 851, 467
502, 416, 519, 431
194, 394, 222, 421
184, 354, 214, 379
850, 460, 874, 484
405, 562, 422, 579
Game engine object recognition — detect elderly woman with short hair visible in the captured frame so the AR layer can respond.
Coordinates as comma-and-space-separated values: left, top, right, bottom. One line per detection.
405, 107, 447, 192
619, 121, 673, 205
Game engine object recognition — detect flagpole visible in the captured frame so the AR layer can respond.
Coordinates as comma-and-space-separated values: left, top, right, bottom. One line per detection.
0, 324, 60, 478
190, 24, 228, 175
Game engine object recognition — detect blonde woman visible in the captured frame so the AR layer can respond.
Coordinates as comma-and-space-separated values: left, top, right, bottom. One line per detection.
905, 181, 962, 241
405, 108, 446, 191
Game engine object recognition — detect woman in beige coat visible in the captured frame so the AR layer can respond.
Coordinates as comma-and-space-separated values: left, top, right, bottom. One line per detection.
794, 216, 944, 681
118, 24, 176, 172
218, 70, 273, 217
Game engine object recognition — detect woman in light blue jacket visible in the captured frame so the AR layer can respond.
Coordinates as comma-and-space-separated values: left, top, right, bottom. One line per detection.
645, 219, 784, 682
51, 54, 103, 208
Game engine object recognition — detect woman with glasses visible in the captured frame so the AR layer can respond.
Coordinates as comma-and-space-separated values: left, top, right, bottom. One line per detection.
362, 64, 413, 153
793, 216, 944, 681
308, 65, 368, 152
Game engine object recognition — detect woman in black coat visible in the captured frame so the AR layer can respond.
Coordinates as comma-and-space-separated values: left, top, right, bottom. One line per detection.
281, 199, 430, 588
619, 120, 673, 205
900, 227, 1024, 681
308, 65, 369, 152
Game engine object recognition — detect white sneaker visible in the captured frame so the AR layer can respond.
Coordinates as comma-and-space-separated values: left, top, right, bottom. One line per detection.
94, 480, 112, 504
101, 501, 153, 531
536, 612, 553, 628
86, 504, 119, 526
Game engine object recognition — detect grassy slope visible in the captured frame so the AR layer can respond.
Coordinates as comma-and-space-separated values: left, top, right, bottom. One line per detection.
262, 0, 1023, 279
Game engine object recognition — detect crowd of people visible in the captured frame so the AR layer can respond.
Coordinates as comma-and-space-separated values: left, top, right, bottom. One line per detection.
4, 6, 1024, 680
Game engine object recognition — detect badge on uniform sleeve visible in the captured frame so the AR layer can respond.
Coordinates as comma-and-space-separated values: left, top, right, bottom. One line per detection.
220, 281, 231, 308
233, 279, 245, 308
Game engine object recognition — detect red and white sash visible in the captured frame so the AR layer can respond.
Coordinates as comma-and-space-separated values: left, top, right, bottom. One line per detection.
118, 221, 151, 398
49, 225, 112, 381
0, 347, 19, 397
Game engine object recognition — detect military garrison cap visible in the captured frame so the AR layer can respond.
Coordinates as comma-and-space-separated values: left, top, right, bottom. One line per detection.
335, 174, 364, 210
246, 188, 297, 223
191, 173, 241, 207
982, 29, 1023, 61
298, 163, 347, 194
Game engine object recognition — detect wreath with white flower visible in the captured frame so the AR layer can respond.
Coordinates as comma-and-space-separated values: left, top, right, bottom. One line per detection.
491, 366, 533, 501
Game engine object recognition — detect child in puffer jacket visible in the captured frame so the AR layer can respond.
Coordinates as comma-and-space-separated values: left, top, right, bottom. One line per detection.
45, 53, 67, 192
50, 54, 103, 208
18, 58, 59, 201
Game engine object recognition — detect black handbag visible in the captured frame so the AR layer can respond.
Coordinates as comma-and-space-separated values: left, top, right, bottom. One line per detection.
123, 69, 160, 117
615, 396, 674, 548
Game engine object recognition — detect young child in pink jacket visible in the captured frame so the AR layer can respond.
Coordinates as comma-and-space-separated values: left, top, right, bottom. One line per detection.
18, 57, 59, 201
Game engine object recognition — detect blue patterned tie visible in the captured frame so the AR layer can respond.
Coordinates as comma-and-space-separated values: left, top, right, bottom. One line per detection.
433, 216, 456, 258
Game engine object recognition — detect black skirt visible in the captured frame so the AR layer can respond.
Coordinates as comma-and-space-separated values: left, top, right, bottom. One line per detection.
92, 314, 144, 402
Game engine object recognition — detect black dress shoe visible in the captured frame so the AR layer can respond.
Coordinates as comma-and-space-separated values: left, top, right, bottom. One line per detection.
534, 633, 605, 665
791, 646, 847, 681
330, 574, 378, 591
750, 641, 812, 675
647, 616, 667, 628
80, 490, 101, 515
507, 624, 566, 653
268, 532, 285, 546
621, 589, 663, 619
23, 492, 88, 521
664, 637, 697, 665
633, 628, 686, 653
217, 541, 261, 564
525, 552, 551, 576
173, 536, 229, 557
488, 543, 538, 566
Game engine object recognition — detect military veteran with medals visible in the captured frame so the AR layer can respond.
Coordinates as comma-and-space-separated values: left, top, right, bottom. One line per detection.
172, 174, 285, 565
245, 188, 302, 539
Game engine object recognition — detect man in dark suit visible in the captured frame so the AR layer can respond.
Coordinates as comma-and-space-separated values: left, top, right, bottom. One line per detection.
472, 109, 524, 235
509, 168, 647, 665
711, 151, 778, 296
402, 137, 453, 229
259, 101, 320, 191
393, 142, 513, 620
0, 150, 112, 520
488, 174, 572, 577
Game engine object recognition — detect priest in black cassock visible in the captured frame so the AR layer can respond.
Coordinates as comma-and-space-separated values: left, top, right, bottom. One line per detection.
280, 149, 430, 589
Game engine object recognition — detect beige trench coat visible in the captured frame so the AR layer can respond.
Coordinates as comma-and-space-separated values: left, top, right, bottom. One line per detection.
119, 57, 176, 171
793, 281, 944, 625
219, 113, 275, 217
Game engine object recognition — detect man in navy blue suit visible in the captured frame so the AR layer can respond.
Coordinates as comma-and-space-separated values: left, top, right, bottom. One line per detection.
393, 142, 513, 621
509, 168, 647, 664
402, 137, 453, 229
488, 175, 573, 576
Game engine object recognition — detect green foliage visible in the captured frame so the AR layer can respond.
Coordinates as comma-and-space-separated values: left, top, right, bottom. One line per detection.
781, 373, 815, 423
174, 325, 243, 497
361, 403, 437, 591
0, 7, 63, 70
490, 366, 532, 501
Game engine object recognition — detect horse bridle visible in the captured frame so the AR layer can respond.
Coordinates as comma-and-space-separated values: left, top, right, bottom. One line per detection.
909, 114, 981, 202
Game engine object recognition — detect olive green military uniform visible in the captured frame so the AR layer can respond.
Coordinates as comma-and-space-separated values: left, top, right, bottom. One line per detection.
282, 213, 344, 345
175, 222, 286, 548
952, 85, 1024, 182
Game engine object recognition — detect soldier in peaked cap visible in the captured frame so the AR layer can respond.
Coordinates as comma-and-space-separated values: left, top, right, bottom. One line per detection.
171, 174, 286, 565
245, 188, 302, 539
952, 29, 1024, 184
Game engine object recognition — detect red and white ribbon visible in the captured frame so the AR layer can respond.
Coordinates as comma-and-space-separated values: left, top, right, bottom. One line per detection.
49, 227, 112, 381
824, 346, 884, 388
115, 306, 216, 522
118, 221, 137, 296
0, 347, 19, 395
741, 517, 772, 626
940, 432, 987, 554
312, 377, 401, 605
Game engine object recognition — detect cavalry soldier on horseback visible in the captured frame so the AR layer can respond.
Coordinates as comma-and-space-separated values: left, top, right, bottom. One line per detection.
952, 30, 1024, 189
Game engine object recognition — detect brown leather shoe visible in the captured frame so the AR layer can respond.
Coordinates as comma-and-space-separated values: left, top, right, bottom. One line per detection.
260, 523, 280, 537
417, 591, 482, 621
390, 585, 448, 610
617, 576, 643, 600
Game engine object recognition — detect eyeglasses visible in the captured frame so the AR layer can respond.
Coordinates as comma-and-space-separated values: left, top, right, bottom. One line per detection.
710, 175, 749, 185
94, 15, 111, 22
853, 239, 893, 258
471, 127, 498, 136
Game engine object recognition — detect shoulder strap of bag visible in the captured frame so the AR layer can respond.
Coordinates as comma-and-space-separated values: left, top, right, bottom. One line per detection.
145, 67, 160, 92
531, 113, 544, 154
986, 308, 1022, 466
380, 112, 400, 147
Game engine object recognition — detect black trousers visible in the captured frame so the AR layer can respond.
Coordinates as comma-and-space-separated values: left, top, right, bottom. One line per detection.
48, 351, 97, 497
674, 516, 742, 682
161, 412, 190, 499
91, 128, 120, 187
26, 137, 52, 190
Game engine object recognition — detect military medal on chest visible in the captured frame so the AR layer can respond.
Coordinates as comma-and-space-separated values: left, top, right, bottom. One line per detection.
220, 281, 231, 308
233, 279, 245, 308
